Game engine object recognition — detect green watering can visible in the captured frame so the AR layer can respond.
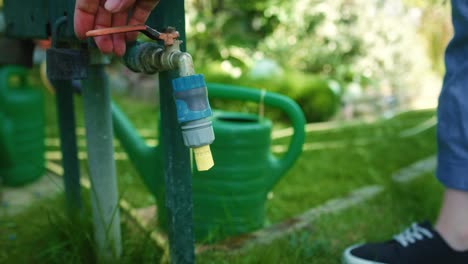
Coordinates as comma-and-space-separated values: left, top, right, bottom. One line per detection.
112, 83, 305, 242
0, 66, 45, 186
0, 111, 14, 167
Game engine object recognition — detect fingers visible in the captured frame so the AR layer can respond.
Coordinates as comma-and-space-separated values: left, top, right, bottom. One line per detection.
74, 0, 100, 39
104, 0, 136, 13
126, 0, 160, 41
111, 11, 129, 57
74, 0, 160, 55
94, 5, 114, 54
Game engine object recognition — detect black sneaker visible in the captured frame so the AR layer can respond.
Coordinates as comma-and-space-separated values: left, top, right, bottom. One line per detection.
342, 221, 468, 264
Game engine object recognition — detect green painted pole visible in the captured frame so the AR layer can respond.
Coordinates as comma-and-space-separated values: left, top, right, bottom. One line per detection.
52, 80, 82, 215
48, 15, 84, 219
150, 2, 195, 263
82, 57, 122, 261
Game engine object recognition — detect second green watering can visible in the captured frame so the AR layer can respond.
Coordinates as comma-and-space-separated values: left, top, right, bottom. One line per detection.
112, 83, 305, 242
0, 66, 45, 186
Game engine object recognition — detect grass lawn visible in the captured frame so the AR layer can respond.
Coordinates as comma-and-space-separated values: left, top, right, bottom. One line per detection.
1, 88, 439, 263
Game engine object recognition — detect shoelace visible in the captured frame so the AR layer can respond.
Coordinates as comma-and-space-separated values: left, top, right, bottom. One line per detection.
393, 223, 434, 247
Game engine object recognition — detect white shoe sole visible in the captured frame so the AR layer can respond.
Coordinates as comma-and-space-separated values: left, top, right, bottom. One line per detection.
342, 245, 387, 264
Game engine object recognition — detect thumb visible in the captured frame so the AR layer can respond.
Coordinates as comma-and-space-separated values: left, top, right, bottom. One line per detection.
104, 0, 136, 13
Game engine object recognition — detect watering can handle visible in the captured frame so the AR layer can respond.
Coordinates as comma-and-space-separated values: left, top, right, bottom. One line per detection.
0, 66, 28, 103
207, 83, 306, 189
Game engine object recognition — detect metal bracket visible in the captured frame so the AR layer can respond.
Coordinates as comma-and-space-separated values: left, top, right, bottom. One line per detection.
46, 48, 89, 80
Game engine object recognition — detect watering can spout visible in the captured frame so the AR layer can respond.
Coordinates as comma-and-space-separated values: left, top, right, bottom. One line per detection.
111, 102, 161, 195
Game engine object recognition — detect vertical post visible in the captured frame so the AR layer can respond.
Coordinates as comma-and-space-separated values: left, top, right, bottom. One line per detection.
151, 1, 195, 263
82, 58, 122, 261
48, 16, 86, 219
52, 80, 82, 215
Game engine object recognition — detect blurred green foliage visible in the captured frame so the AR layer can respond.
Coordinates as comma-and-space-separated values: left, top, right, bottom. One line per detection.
403, 0, 447, 7
186, 0, 281, 68
202, 62, 339, 122
187, 0, 444, 122
403, 0, 451, 75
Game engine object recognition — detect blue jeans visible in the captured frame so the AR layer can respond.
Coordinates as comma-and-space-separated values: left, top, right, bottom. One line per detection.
437, 0, 468, 191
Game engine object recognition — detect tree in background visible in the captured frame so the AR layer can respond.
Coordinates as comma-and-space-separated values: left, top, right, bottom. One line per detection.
186, 0, 447, 121
402, 0, 452, 75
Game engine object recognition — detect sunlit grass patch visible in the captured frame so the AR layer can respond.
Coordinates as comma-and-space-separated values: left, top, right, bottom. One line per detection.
10, 91, 439, 262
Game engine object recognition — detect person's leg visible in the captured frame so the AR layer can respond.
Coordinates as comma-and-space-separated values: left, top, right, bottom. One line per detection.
434, 0, 468, 253
435, 189, 468, 251
342, 0, 468, 263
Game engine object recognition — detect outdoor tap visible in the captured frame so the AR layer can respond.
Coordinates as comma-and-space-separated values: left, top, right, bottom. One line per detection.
86, 25, 215, 171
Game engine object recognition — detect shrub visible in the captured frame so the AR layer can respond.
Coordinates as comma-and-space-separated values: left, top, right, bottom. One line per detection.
187, 0, 439, 115
294, 77, 340, 122
203, 65, 340, 122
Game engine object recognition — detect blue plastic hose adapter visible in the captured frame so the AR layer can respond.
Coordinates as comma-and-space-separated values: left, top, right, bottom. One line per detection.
171, 74, 214, 148
172, 74, 212, 123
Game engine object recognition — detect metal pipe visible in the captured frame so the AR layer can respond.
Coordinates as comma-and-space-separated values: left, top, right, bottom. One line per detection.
151, 2, 196, 262
52, 80, 82, 215
48, 17, 83, 217
176, 52, 195, 77
82, 61, 122, 262
123, 42, 163, 74
159, 70, 195, 264
123, 41, 193, 75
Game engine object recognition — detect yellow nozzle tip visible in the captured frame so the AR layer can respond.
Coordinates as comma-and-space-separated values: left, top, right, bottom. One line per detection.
193, 145, 214, 171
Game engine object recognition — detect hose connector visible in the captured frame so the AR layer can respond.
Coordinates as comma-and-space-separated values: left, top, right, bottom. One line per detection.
172, 74, 215, 171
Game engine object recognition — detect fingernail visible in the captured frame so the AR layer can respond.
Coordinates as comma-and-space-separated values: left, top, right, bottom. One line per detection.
104, 0, 120, 12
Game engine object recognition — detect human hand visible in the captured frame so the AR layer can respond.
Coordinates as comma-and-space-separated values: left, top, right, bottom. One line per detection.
74, 0, 160, 56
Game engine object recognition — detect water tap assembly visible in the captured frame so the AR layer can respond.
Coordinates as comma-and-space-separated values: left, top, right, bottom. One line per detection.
87, 25, 215, 171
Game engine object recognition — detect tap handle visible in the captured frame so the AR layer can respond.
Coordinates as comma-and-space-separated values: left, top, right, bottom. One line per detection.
86, 25, 179, 46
